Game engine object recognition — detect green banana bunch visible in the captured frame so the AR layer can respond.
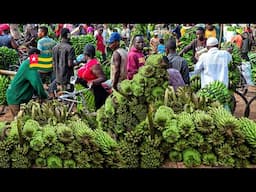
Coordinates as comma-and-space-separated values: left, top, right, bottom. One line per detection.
197, 80, 231, 105
238, 117, 256, 148
70, 34, 96, 56
93, 129, 118, 153
0, 46, 19, 70
0, 75, 10, 105
190, 75, 201, 92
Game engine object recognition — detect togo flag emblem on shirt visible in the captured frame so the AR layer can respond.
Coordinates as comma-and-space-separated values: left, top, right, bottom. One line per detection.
29, 54, 53, 72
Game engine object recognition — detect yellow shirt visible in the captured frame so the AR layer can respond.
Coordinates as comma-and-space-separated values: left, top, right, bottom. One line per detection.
180, 27, 186, 37
205, 29, 217, 38
180, 26, 193, 37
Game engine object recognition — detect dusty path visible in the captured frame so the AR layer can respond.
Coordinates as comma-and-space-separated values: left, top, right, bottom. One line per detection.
233, 85, 256, 120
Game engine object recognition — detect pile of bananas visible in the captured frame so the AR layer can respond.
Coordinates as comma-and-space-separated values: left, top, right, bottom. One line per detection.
0, 75, 10, 105
197, 81, 231, 105
20, 100, 68, 125
70, 35, 96, 56
0, 47, 19, 70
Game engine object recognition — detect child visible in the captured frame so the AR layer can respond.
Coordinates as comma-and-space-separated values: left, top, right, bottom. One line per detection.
157, 38, 165, 54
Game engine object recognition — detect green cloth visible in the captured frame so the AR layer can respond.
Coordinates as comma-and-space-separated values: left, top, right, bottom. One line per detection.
6, 59, 48, 105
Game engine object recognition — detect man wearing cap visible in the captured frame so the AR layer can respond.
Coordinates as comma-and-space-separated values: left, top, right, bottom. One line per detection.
192, 37, 232, 88
107, 32, 128, 91
0, 24, 18, 49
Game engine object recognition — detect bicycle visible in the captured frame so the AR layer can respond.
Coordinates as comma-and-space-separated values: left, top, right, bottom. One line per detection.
57, 75, 92, 116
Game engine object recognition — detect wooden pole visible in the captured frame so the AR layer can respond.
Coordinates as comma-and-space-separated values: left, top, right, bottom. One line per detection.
218, 24, 223, 49
0, 69, 16, 76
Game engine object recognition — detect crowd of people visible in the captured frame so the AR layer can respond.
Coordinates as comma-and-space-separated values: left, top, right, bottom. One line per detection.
0, 23, 255, 120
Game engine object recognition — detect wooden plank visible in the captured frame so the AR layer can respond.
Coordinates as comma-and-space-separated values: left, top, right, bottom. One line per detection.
0, 69, 17, 76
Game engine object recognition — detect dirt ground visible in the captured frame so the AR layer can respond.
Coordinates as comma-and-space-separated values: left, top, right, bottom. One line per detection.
0, 105, 12, 122
161, 161, 256, 168
233, 85, 256, 120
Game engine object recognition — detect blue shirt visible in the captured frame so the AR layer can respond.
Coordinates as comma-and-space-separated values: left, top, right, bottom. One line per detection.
157, 44, 165, 54
0, 34, 12, 48
37, 36, 57, 57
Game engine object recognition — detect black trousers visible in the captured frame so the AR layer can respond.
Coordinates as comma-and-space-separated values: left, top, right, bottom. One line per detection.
93, 84, 109, 110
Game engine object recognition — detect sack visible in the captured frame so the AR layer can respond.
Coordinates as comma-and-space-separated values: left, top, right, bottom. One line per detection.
167, 68, 185, 91
241, 32, 253, 53
240, 61, 254, 85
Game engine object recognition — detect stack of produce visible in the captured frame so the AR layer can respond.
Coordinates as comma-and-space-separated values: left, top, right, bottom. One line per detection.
197, 80, 231, 106
20, 100, 69, 125
0, 46, 19, 70
70, 34, 96, 56
154, 93, 256, 168
189, 75, 201, 93
0, 75, 10, 105
96, 54, 169, 167
0, 118, 124, 168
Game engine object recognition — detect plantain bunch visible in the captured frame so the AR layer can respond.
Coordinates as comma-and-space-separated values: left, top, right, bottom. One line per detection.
238, 117, 256, 148
197, 80, 231, 105
119, 140, 140, 168
193, 110, 215, 134
177, 112, 195, 138
22, 119, 41, 141
182, 148, 201, 168
169, 150, 182, 162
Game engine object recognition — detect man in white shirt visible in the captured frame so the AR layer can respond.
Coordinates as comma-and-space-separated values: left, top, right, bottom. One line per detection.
193, 37, 232, 88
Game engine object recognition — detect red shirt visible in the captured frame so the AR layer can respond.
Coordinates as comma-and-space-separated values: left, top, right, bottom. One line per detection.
55, 24, 64, 37
96, 34, 106, 54
231, 34, 243, 49
77, 58, 99, 82
127, 47, 145, 80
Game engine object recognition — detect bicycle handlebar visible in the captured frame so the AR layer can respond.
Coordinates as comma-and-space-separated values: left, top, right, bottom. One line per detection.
58, 88, 91, 99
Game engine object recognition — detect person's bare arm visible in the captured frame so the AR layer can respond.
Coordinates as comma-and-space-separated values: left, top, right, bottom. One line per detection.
90, 64, 106, 85
112, 51, 121, 90
178, 40, 195, 56
10, 37, 18, 49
